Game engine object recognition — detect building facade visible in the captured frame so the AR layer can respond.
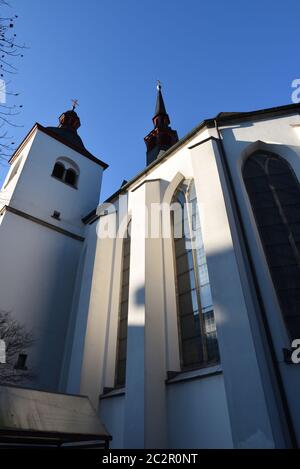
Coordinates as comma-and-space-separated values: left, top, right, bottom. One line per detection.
0, 90, 300, 448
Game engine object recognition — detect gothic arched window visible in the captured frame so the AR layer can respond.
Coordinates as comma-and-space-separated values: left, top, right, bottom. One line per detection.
243, 152, 300, 340
115, 222, 131, 386
172, 181, 219, 370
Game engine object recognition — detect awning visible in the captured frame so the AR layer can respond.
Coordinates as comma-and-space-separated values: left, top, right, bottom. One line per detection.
0, 385, 111, 448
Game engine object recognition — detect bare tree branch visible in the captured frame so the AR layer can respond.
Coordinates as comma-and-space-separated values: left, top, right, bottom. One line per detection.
0, 0, 26, 159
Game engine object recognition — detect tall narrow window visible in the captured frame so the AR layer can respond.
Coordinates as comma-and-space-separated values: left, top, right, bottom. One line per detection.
52, 161, 65, 180
243, 152, 300, 340
115, 222, 131, 387
65, 168, 78, 187
172, 181, 219, 370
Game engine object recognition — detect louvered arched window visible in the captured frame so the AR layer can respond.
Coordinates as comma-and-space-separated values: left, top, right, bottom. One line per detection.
51, 157, 79, 187
172, 181, 219, 370
65, 168, 78, 186
52, 161, 65, 180
243, 152, 300, 340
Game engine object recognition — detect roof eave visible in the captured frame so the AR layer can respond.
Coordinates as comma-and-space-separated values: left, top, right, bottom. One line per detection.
104, 102, 300, 201
8, 123, 109, 170
81, 102, 300, 224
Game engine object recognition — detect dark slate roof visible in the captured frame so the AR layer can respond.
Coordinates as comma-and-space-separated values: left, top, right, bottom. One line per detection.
46, 126, 86, 150
155, 89, 167, 116
8, 123, 108, 169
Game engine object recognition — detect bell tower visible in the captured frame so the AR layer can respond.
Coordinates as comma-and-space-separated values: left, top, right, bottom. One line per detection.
0, 104, 107, 392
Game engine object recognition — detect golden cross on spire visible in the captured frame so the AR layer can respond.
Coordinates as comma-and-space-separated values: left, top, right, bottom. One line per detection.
71, 98, 79, 111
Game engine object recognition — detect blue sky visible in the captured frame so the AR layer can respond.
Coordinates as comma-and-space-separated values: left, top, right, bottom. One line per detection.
1, 0, 300, 200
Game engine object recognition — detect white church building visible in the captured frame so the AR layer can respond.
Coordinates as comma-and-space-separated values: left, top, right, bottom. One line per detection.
0, 87, 300, 448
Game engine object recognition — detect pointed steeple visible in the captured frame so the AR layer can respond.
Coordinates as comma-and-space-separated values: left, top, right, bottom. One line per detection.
144, 82, 179, 166
155, 81, 167, 116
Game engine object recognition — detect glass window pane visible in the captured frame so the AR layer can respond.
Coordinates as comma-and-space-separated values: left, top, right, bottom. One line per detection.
173, 181, 219, 369
178, 291, 194, 315
200, 283, 213, 309
117, 338, 127, 360
181, 336, 203, 367
115, 223, 131, 386
180, 313, 200, 340
115, 359, 126, 387
122, 268, 130, 287
123, 254, 130, 270
177, 270, 195, 294
118, 319, 127, 340
243, 153, 300, 340
176, 252, 190, 275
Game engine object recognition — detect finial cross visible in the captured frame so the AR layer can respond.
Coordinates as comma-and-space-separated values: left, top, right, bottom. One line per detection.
157, 80, 162, 91
71, 98, 79, 111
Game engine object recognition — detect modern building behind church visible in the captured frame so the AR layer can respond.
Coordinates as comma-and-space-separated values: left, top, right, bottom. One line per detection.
0, 86, 300, 448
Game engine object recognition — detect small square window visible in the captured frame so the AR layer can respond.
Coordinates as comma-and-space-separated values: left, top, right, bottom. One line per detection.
52, 211, 61, 220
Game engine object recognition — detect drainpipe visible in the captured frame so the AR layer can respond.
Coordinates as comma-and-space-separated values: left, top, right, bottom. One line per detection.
214, 118, 298, 449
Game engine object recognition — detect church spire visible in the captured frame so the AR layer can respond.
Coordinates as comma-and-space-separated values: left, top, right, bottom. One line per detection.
155, 80, 167, 116
144, 82, 179, 166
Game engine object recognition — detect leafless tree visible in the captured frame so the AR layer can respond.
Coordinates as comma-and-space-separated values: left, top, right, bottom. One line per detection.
0, 311, 35, 384
0, 0, 25, 161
